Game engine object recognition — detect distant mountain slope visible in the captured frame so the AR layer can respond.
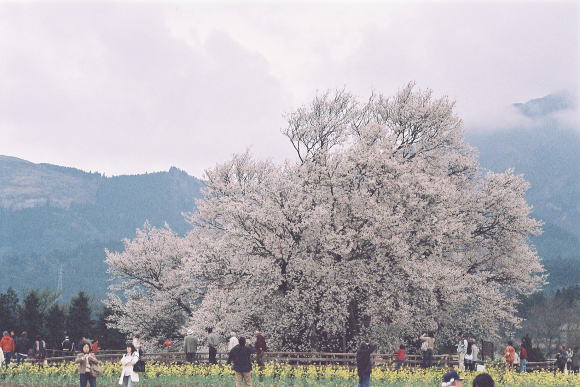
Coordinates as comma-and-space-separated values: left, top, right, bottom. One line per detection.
466, 92, 579, 291
0, 157, 203, 299
467, 120, 579, 237
0, 155, 101, 210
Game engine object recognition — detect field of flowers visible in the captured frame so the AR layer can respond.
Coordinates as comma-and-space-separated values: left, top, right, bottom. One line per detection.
0, 362, 578, 386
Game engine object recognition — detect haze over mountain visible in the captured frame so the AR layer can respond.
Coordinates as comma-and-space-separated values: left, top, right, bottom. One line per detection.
0, 93, 578, 299
0, 158, 203, 299
467, 92, 579, 291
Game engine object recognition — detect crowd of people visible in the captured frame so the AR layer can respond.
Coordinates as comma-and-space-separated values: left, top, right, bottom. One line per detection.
0, 326, 577, 387
355, 341, 495, 387
416, 331, 481, 370
0, 330, 47, 367
503, 341, 577, 374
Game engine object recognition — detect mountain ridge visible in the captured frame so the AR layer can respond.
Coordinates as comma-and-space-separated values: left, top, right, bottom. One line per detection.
0, 158, 204, 299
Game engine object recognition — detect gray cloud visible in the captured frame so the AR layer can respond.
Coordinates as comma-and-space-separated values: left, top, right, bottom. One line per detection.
0, 2, 577, 176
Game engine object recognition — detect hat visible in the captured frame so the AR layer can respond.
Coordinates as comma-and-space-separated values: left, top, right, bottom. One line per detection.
442, 370, 464, 386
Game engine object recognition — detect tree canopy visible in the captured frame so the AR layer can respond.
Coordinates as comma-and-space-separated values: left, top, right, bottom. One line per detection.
106, 84, 544, 351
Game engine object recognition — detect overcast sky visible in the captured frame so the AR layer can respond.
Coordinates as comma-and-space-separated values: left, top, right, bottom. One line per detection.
1, 1, 578, 177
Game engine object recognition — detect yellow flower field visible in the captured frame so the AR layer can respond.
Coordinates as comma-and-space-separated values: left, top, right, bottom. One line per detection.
0, 361, 577, 386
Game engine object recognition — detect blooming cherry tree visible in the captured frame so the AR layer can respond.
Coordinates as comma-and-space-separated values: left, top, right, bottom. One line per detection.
105, 222, 203, 346
107, 83, 544, 351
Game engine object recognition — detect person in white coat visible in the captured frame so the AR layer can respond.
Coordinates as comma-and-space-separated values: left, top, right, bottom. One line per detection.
119, 344, 139, 386
228, 332, 239, 352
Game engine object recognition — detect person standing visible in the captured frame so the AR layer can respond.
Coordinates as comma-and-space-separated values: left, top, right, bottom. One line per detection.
227, 336, 256, 387
14, 331, 30, 366
464, 341, 475, 371
119, 344, 140, 387
132, 334, 142, 355
75, 342, 99, 387
420, 332, 435, 368
555, 345, 568, 373
471, 340, 479, 371
571, 346, 579, 373
504, 341, 516, 370
0, 331, 15, 368
91, 340, 100, 354
519, 343, 528, 373
356, 342, 377, 387
228, 332, 239, 352
456, 333, 468, 372
207, 328, 220, 364
33, 335, 47, 366
254, 331, 267, 371
62, 336, 74, 354
566, 347, 573, 374
184, 332, 198, 363
394, 345, 406, 369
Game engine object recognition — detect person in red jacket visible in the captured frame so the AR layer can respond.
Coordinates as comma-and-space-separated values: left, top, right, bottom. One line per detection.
0, 331, 15, 368
395, 344, 406, 368
504, 341, 516, 370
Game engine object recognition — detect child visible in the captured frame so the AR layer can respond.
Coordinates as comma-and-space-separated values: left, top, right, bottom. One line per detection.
395, 345, 406, 369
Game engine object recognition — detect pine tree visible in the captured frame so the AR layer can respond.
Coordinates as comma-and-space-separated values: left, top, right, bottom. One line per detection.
46, 304, 66, 348
95, 307, 126, 350
0, 288, 20, 332
66, 291, 92, 343
20, 290, 44, 337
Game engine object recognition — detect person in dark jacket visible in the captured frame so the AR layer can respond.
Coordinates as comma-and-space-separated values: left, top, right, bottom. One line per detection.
227, 336, 256, 387
356, 342, 377, 387
14, 331, 30, 366
555, 345, 568, 373
62, 336, 74, 354
254, 331, 267, 370
206, 328, 220, 364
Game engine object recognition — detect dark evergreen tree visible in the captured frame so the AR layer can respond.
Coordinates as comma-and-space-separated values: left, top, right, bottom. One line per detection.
66, 291, 92, 343
95, 307, 126, 350
45, 304, 66, 348
0, 288, 20, 332
20, 290, 44, 337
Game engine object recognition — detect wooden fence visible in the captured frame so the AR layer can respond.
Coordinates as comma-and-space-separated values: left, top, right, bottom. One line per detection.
35, 350, 557, 370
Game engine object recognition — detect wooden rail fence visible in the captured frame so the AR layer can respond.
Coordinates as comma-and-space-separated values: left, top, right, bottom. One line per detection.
31, 350, 556, 370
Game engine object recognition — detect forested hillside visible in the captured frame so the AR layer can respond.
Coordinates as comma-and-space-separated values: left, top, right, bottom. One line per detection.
466, 93, 579, 291
0, 157, 203, 299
